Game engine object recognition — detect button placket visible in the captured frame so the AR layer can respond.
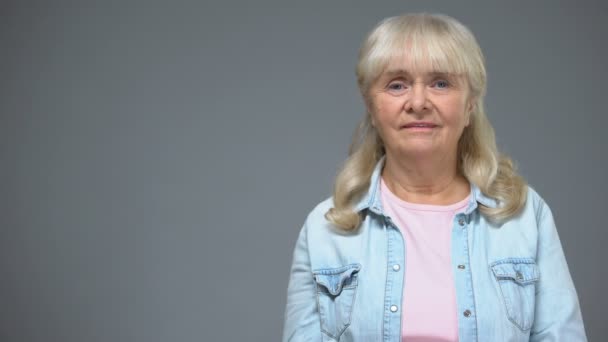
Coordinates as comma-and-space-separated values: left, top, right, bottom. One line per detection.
453, 211, 479, 339
382, 218, 406, 338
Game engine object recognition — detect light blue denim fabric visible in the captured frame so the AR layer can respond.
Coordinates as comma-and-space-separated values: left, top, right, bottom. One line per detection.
282, 155, 587, 341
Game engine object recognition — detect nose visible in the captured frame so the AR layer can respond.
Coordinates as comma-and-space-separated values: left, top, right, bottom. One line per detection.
405, 82, 430, 114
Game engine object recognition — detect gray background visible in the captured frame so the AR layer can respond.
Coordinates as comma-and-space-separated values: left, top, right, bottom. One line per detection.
1, 1, 606, 341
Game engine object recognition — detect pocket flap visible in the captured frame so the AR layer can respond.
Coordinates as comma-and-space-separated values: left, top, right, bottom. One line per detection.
313, 263, 361, 296
490, 258, 539, 285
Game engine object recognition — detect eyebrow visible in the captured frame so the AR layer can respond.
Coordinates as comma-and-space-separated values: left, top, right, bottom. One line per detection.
383, 69, 454, 78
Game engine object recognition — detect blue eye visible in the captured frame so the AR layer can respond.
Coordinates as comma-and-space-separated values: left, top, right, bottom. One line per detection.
434, 80, 450, 89
388, 83, 405, 91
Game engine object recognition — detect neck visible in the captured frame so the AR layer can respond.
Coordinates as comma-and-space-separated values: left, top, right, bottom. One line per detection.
381, 150, 470, 205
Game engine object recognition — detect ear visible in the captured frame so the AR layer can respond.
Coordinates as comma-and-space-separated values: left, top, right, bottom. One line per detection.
364, 99, 376, 127
464, 99, 475, 127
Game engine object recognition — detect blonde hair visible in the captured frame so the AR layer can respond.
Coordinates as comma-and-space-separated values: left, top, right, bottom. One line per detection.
325, 13, 527, 230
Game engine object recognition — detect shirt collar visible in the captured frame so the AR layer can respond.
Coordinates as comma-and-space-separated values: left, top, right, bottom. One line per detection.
353, 155, 499, 216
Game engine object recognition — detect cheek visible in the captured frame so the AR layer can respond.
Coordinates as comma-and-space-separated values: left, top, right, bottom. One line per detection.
443, 99, 469, 125
369, 100, 388, 127
373, 98, 402, 122
370, 112, 393, 140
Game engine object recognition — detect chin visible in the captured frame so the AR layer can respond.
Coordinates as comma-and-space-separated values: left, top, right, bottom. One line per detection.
395, 147, 439, 158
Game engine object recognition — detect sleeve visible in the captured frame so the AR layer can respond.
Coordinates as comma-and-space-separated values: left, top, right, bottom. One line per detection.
529, 200, 588, 341
282, 221, 323, 342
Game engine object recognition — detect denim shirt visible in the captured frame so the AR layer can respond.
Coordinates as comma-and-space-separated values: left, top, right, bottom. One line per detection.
282, 156, 587, 342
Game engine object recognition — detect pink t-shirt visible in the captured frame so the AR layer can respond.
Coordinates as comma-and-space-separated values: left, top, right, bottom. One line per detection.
380, 177, 470, 342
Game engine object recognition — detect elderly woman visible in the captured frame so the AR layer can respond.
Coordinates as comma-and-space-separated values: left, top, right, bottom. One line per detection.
282, 13, 587, 342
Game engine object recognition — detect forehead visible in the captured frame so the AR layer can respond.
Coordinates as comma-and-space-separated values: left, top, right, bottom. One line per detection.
382, 39, 464, 75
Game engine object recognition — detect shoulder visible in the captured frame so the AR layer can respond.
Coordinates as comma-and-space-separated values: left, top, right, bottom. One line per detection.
499, 184, 553, 229
524, 185, 552, 220
298, 195, 358, 241
301, 196, 336, 233
306, 196, 335, 221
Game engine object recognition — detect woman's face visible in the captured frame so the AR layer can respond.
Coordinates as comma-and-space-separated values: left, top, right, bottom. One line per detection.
368, 59, 472, 161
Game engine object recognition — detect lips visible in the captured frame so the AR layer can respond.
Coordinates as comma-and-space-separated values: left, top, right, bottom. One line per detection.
401, 122, 438, 128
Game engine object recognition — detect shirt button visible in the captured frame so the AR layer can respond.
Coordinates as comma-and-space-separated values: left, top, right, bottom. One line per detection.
463, 309, 472, 317
390, 305, 398, 312
458, 218, 466, 226
458, 264, 465, 269
392, 264, 400, 271
516, 271, 523, 280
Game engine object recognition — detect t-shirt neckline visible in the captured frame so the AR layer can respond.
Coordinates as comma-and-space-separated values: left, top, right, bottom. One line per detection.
380, 177, 471, 212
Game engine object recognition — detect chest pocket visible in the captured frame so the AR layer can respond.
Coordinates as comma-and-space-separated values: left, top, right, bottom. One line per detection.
490, 258, 540, 331
312, 263, 361, 340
